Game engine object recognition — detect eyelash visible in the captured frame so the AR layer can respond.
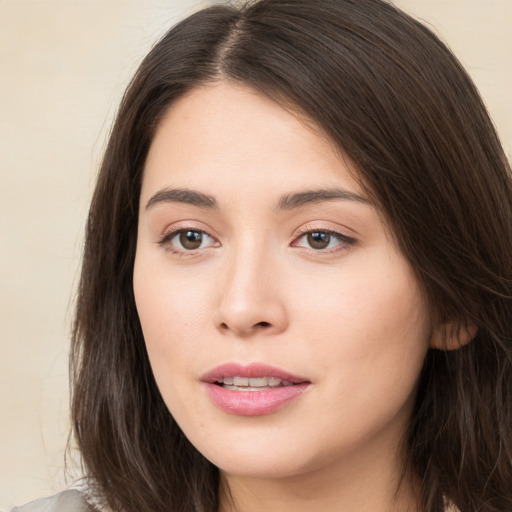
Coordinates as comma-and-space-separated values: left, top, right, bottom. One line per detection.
157, 226, 357, 256
291, 227, 357, 254
158, 226, 219, 256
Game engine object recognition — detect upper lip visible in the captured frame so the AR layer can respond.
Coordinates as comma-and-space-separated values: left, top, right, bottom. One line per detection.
201, 362, 309, 384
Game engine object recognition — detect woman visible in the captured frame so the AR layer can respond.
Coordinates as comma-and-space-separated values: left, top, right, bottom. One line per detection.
13, 0, 512, 511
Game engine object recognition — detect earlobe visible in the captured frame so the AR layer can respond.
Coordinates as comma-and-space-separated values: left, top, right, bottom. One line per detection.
430, 321, 478, 351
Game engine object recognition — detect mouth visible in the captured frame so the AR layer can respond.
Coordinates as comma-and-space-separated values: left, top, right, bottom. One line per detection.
202, 362, 309, 388
202, 363, 310, 416
215, 376, 295, 391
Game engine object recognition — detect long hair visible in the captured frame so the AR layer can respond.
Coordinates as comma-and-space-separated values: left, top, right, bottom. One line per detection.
71, 1, 512, 511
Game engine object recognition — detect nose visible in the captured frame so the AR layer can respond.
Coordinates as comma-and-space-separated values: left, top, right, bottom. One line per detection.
213, 247, 288, 338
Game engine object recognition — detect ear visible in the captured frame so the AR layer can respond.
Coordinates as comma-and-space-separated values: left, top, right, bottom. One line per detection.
430, 320, 477, 351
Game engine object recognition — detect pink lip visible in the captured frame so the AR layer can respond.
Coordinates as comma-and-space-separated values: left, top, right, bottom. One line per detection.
202, 362, 308, 384
202, 363, 310, 416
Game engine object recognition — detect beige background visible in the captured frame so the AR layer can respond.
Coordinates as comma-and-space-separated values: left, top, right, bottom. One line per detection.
1, 0, 510, 508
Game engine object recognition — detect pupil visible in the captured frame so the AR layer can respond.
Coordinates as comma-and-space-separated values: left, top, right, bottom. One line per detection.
307, 232, 330, 249
180, 230, 202, 249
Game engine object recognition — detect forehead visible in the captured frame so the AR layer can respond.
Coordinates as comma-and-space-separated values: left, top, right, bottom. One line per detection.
142, 81, 365, 204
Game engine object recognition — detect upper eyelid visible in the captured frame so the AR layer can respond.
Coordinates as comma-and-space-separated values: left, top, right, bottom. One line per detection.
164, 227, 215, 240
156, 222, 357, 248
292, 224, 357, 240
158, 228, 219, 255
159, 223, 217, 240
293, 230, 355, 245
160, 227, 352, 241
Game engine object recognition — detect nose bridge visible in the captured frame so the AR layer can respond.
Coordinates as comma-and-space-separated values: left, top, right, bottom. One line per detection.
215, 234, 287, 336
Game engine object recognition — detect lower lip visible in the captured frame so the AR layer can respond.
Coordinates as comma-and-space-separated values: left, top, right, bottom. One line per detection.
205, 383, 309, 416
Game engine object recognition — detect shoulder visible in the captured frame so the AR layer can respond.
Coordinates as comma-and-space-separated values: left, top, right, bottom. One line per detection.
9, 490, 97, 512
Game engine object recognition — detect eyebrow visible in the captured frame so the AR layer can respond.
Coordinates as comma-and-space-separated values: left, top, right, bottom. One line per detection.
146, 188, 218, 210
275, 188, 370, 211
145, 186, 369, 211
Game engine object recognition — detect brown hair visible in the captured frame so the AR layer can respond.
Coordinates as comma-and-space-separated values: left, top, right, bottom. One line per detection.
71, 1, 512, 511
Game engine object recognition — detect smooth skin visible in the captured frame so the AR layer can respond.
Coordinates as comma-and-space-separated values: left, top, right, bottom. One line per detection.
133, 81, 461, 512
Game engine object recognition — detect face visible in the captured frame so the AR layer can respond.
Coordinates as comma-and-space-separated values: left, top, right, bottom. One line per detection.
133, 81, 432, 481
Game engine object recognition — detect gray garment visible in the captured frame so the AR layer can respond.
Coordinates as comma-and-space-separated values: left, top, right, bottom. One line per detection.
9, 490, 96, 512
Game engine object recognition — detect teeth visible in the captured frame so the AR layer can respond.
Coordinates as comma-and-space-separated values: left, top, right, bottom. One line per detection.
248, 377, 268, 387
268, 377, 281, 387
223, 386, 267, 391
233, 376, 249, 386
216, 376, 293, 388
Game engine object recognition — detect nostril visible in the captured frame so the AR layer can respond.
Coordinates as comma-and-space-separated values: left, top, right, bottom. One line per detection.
216, 320, 274, 333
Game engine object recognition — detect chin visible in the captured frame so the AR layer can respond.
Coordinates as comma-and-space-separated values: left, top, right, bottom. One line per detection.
192, 432, 331, 480
215, 456, 312, 480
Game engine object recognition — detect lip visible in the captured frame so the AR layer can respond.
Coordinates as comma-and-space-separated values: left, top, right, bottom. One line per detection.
202, 363, 311, 416
202, 362, 308, 384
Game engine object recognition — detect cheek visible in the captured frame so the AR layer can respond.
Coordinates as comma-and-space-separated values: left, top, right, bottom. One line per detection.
133, 262, 207, 422
296, 253, 427, 336
135, 246, 201, 327
133, 251, 216, 378
292, 251, 430, 388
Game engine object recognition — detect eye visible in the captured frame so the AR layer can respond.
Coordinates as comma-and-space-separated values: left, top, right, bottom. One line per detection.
304, 231, 334, 250
160, 228, 218, 252
293, 230, 356, 251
